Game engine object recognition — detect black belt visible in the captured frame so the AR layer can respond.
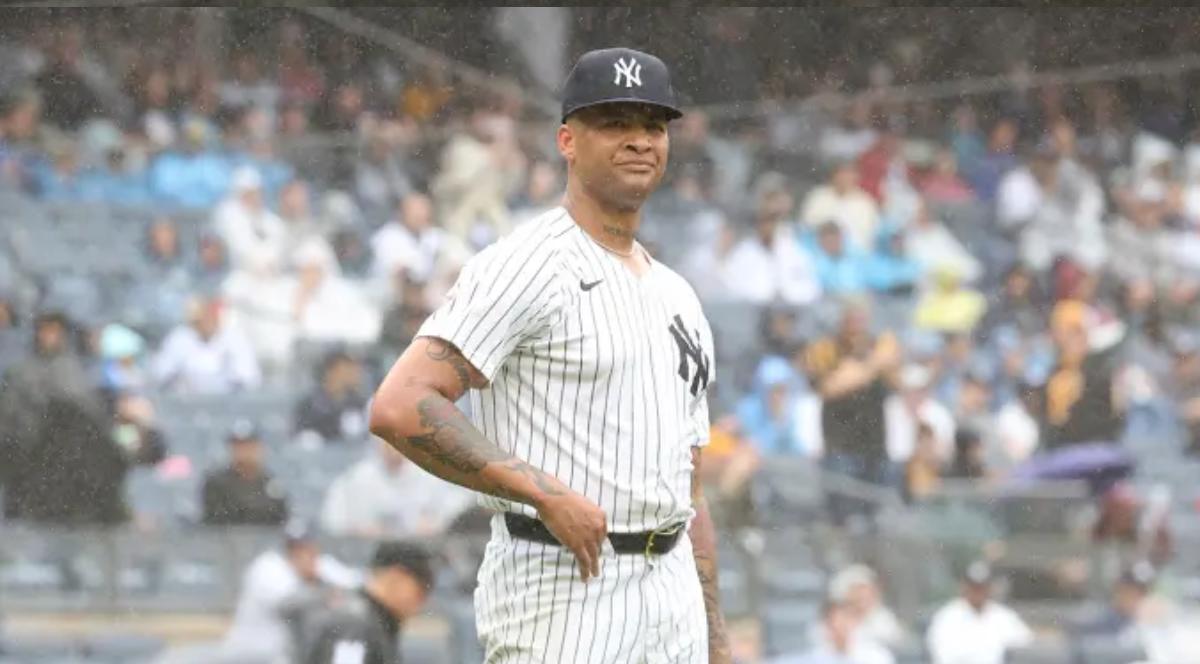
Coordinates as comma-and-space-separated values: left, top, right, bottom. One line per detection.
503, 513, 686, 556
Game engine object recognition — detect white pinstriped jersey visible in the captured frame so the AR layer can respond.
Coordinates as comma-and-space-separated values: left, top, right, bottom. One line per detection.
416, 207, 714, 533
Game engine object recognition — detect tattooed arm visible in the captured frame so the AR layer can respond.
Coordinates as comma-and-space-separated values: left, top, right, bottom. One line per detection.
690, 446, 732, 664
369, 337, 608, 580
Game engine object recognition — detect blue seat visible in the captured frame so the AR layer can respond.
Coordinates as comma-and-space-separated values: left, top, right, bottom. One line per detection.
760, 600, 819, 659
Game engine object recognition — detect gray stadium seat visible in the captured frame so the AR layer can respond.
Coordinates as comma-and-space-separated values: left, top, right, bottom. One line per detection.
80, 633, 166, 663
1004, 642, 1073, 664
1074, 637, 1147, 664
760, 600, 819, 659
399, 634, 453, 664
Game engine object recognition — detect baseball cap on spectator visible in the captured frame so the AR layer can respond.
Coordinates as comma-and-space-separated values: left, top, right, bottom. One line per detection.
828, 564, 878, 601
99, 324, 145, 360
963, 560, 993, 586
231, 166, 263, 193
1119, 560, 1157, 590
227, 418, 261, 444
371, 541, 435, 591
284, 518, 317, 548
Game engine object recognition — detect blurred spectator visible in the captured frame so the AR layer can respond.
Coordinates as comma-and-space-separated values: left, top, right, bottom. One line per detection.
320, 438, 473, 538
293, 351, 369, 444
331, 228, 372, 280
131, 66, 177, 150
1167, 331, 1200, 454
1072, 560, 1199, 660
201, 420, 289, 526
918, 148, 975, 204
925, 562, 1033, 664
215, 166, 288, 276
222, 524, 361, 664
35, 26, 106, 130
1038, 301, 1125, 448
978, 264, 1045, 339
354, 129, 414, 225
771, 598, 894, 664
997, 147, 1107, 272
295, 541, 434, 664
149, 119, 231, 209
431, 104, 523, 244
1091, 482, 1172, 568
0, 90, 45, 191
734, 356, 815, 456
828, 564, 906, 649
108, 392, 166, 463
801, 162, 880, 251
903, 200, 981, 285
153, 295, 261, 394
914, 266, 987, 334
993, 381, 1043, 467
277, 178, 332, 258
722, 173, 821, 305
0, 311, 105, 517
856, 125, 914, 211
510, 159, 563, 227
290, 238, 382, 346
378, 271, 432, 353
946, 429, 987, 480
861, 225, 920, 296
220, 51, 280, 115
885, 364, 955, 464
903, 422, 943, 502
806, 221, 871, 295
370, 192, 447, 288
818, 98, 878, 163
97, 323, 149, 396
195, 233, 231, 293
804, 302, 900, 516
963, 118, 1019, 202
9, 395, 133, 524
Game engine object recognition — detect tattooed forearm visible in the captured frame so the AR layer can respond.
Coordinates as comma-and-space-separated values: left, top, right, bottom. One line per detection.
691, 496, 732, 664
423, 338, 475, 392
695, 550, 732, 663
392, 394, 566, 507
405, 396, 508, 473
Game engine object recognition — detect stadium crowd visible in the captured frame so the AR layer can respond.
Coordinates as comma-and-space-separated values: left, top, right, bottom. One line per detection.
2, 9, 1200, 664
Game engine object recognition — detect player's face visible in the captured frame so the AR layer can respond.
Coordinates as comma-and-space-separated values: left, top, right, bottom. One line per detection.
560, 103, 670, 212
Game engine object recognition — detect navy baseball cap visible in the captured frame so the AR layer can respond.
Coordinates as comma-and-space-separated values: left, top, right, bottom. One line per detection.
561, 47, 683, 123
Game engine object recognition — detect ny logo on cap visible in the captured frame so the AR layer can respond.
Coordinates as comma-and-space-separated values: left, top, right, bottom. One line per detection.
613, 57, 642, 88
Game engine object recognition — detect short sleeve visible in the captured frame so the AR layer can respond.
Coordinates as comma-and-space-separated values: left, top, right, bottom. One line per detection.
416, 242, 562, 382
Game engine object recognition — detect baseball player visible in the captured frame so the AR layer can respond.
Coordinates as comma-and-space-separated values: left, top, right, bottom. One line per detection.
370, 47, 729, 663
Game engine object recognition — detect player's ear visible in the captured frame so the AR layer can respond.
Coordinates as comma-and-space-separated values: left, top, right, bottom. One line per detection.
557, 123, 575, 164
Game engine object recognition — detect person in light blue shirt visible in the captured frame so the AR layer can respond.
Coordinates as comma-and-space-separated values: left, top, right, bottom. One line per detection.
735, 355, 810, 456
861, 224, 921, 296
804, 221, 872, 295
149, 121, 232, 209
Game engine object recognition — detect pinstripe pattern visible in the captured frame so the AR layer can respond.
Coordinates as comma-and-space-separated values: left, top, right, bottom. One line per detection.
421, 208, 713, 663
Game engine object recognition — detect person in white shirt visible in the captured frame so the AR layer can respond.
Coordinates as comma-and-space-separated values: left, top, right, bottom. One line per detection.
884, 364, 956, 464
904, 199, 982, 285
370, 192, 446, 285
926, 561, 1034, 664
291, 238, 382, 346
828, 565, 906, 650
800, 162, 880, 251
152, 295, 261, 394
220, 524, 361, 664
320, 437, 474, 538
772, 598, 895, 664
213, 167, 289, 276
722, 173, 822, 305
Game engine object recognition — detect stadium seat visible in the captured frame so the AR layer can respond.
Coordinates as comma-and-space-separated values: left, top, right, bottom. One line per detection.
80, 633, 166, 663
1005, 642, 1073, 664
759, 600, 819, 659
1073, 637, 1147, 664
399, 633, 453, 664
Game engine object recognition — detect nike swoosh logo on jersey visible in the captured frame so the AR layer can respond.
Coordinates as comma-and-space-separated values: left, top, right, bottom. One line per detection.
580, 279, 603, 291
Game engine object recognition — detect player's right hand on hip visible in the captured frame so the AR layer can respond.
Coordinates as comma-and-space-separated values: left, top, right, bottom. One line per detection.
536, 491, 607, 583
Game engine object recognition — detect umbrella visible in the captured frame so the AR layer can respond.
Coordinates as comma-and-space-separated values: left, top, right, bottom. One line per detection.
1008, 442, 1136, 496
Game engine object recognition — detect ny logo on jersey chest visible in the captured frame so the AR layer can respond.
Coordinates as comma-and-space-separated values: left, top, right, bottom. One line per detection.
668, 314, 709, 397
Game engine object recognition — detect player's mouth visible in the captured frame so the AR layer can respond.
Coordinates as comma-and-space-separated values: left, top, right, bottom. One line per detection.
615, 162, 656, 173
